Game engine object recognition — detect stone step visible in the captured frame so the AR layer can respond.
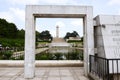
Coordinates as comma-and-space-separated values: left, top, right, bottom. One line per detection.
52, 38, 66, 43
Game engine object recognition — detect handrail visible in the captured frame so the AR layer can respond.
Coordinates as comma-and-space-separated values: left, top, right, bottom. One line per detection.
89, 55, 120, 80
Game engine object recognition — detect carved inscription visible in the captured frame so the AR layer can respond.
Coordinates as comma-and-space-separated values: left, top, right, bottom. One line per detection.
111, 30, 120, 57
113, 48, 120, 58
112, 30, 120, 36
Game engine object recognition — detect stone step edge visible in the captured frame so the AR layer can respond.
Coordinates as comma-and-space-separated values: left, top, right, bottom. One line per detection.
0, 60, 83, 67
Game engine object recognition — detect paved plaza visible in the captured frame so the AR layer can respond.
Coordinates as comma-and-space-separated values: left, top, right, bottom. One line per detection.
0, 67, 89, 80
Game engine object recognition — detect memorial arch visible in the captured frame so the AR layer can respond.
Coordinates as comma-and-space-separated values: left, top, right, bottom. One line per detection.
25, 5, 94, 78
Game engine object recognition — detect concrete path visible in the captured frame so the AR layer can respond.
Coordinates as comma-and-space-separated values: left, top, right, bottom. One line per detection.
0, 67, 89, 80
12, 48, 49, 58
35, 48, 49, 54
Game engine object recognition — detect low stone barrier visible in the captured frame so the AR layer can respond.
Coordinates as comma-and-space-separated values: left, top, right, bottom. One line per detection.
0, 60, 83, 67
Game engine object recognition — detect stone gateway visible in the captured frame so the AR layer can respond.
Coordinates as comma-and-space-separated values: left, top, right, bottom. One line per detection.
25, 5, 94, 78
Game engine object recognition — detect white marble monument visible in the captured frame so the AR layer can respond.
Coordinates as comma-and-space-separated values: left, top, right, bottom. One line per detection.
94, 15, 120, 59
94, 15, 120, 73
56, 26, 59, 38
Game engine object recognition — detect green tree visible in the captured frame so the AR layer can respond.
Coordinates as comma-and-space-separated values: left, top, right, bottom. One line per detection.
0, 18, 24, 47
17, 29, 25, 39
80, 36, 83, 42
64, 31, 79, 39
0, 18, 18, 38
36, 31, 40, 42
39, 30, 53, 41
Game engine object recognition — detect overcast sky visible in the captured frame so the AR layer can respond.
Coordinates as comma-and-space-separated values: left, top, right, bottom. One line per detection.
0, 0, 120, 37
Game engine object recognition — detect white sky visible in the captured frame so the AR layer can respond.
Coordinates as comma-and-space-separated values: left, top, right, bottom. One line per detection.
36, 18, 83, 37
0, 0, 120, 37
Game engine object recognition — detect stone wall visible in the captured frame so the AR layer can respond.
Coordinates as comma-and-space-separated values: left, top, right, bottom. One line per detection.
94, 15, 120, 59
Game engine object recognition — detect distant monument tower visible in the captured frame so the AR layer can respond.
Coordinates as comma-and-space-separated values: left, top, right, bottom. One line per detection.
56, 25, 59, 38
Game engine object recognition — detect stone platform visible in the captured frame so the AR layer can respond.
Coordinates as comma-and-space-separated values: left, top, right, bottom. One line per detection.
0, 67, 89, 80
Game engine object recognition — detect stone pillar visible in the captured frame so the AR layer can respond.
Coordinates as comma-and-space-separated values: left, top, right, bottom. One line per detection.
24, 6, 35, 78
56, 26, 59, 38
83, 7, 94, 76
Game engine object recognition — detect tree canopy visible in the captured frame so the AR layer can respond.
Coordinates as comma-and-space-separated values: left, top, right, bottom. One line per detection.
64, 31, 79, 39
0, 18, 25, 47
0, 18, 26, 39
38, 30, 53, 41
0, 19, 18, 38
17, 29, 25, 39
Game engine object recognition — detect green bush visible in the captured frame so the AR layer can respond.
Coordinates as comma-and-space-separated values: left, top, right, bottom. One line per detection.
67, 52, 79, 60
38, 40, 51, 43
67, 40, 81, 43
0, 51, 13, 60
0, 38, 24, 47
36, 53, 64, 60
4, 50, 83, 60
65, 50, 83, 60
53, 53, 64, 60
48, 53, 55, 60
79, 51, 83, 60
11, 55, 24, 60
36, 54, 49, 60
39, 55, 48, 60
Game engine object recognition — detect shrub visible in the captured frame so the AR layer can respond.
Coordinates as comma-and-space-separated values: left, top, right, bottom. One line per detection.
36, 54, 49, 60
53, 53, 64, 60
67, 40, 81, 43
11, 55, 24, 60
39, 55, 48, 60
0, 51, 13, 60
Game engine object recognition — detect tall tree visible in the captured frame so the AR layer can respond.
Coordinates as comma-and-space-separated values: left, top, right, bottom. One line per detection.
0, 18, 18, 38
64, 31, 79, 39
39, 30, 53, 41
17, 29, 25, 39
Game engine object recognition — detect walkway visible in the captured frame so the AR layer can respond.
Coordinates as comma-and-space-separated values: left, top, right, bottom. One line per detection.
12, 48, 49, 58
0, 67, 89, 80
